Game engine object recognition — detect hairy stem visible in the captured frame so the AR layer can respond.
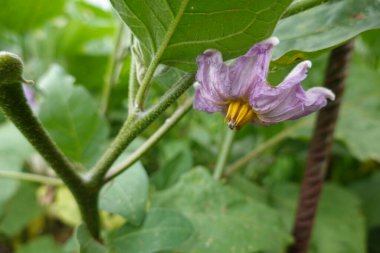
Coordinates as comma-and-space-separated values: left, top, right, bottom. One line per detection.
224, 121, 306, 177
0, 170, 62, 186
0, 83, 100, 238
105, 97, 193, 182
289, 41, 354, 253
213, 129, 235, 180
90, 74, 194, 185
281, 0, 329, 18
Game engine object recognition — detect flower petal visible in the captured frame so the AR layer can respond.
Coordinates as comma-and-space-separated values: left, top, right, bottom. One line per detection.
249, 61, 335, 124
194, 49, 232, 112
228, 37, 279, 99
193, 85, 226, 113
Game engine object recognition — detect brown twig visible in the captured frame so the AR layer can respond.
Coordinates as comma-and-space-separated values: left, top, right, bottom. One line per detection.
288, 41, 354, 253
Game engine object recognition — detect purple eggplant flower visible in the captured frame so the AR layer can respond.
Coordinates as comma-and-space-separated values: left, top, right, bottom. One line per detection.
193, 37, 335, 130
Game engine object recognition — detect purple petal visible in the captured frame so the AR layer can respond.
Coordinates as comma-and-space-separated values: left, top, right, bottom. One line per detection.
193, 49, 230, 112
193, 85, 226, 113
249, 61, 335, 124
228, 37, 279, 99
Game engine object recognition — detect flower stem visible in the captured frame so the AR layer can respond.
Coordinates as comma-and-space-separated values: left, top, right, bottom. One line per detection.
281, 0, 329, 18
224, 120, 306, 177
0, 170, 62, 186
105, 97, 193, 182
213, 128, 235, 180
288, 41, 354, 253
89, 74, 194, 185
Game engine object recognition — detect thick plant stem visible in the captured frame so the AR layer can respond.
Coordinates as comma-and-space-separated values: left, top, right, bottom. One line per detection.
288, 41, 354, 253
90, 74, 194, 185
281, 0, 329, 18
105, 97, 193, 182
0, 83, 101, 239
213, 129, 235, 180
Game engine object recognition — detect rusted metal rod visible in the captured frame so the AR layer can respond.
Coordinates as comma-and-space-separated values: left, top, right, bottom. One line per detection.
288, 41, 354, 253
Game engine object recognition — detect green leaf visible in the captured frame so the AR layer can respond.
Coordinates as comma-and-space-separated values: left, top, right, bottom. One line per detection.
75, 224, 107, 253
38, 65, 109, 168
273, 0, 380, 64
0, 183, 43, 236
108, 208, 194, 253
0, 0, 65, 33
111, 0, 292, 71
151, 148, 193, 190
336, 55, 380, 162
270, 183, 366, 253
350, 171, 380, 228
0, 123, 33, 214
99, 162, 149, 226
153, 167, 291, 253
18, 236, 65, 253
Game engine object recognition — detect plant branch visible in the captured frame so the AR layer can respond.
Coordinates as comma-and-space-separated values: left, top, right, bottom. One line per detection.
281, 0, 329, 19
105, 97, 193, 182
89, 74, 194, 185
213, 129, 235, 180
224, 121, 307, 177
0, 170, 63, 186
0, 52, 100, 239
289, 41, 354, 253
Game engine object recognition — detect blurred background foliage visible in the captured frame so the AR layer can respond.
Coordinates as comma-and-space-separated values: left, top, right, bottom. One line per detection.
0, 0, 380, 252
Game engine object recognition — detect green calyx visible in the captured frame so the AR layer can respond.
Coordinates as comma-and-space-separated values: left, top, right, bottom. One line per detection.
0, 51, 33, 85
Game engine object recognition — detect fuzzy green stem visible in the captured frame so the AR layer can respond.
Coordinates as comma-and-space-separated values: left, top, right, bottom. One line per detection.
90, 74, 194, 185
224, 121, 306, 177
0, 170, 62, 186
281, 0, 329, 18
105, 97, 193, 182
101, 23, 129, 115
213, 129, 235, 180
0, 83, 100, 238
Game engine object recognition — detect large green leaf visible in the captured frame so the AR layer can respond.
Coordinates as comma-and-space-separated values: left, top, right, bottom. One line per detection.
111, 0, 292, 71
273, 0, 380, 64
99, 162, 149, 226
153, 167, 291, 253
270, 183, 366, 253
38, 65, 109, 168
336, 56, 380, 162
108, 208, 194, 253
0, 0, 65, 33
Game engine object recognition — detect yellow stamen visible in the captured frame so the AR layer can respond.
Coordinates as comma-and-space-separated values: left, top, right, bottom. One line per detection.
224, 100, 256, 130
